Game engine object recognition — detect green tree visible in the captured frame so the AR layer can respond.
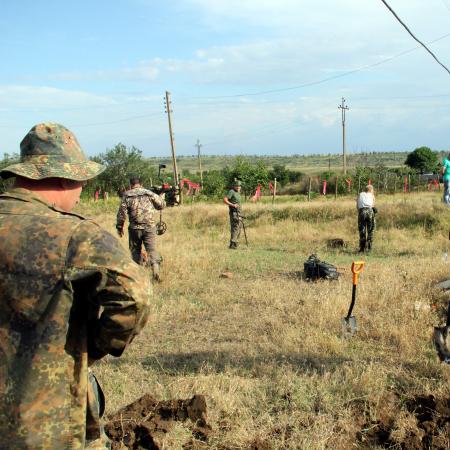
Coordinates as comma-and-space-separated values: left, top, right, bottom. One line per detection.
269, 164, 289, 186
226, 157, 269, 197
202, 170, 226, 199
88, 143, 157, 196
405, 147, 439, 173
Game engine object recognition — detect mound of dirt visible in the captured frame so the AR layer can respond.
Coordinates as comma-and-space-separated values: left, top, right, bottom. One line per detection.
357, 393, 450, 449
105, 393, 211, 449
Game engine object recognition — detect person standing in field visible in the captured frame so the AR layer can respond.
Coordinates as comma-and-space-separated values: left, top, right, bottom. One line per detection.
0, 123, 151, 449
116, 176, 166, 281
357, 184, 376, 253
223, 180, 243, 249
441, 153, 450, 205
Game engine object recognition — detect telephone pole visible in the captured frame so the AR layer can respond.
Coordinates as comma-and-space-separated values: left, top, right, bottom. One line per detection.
164, 91, 180, 195
195, 139, 203, 186
338, 97, 349, 175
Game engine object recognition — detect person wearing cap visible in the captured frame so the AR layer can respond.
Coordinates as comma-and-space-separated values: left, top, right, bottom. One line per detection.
116, 176, 166, 281
223, 180, 243, 249
0, 123, 151, 449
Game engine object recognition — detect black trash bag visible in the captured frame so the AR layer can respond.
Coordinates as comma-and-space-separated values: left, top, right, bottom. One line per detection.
304, 254, 340, 281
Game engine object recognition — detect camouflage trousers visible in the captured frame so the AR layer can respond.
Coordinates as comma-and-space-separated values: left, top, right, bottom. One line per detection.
128, 227, 159, 267
229, 212, 242, 247
358, 207, 375, 250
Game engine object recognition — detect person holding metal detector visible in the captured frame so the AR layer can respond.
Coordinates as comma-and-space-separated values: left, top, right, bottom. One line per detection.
116, 176, 166, 281
224, 180, 247, 249
357, 185, 376, 253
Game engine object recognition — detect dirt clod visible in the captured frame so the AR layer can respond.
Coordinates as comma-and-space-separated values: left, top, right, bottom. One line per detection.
357, 393, 450, 449
105, 394, 211, 449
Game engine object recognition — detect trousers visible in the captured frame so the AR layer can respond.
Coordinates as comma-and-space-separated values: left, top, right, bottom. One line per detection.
128, 227, 159, 266
358, 208, 375, 250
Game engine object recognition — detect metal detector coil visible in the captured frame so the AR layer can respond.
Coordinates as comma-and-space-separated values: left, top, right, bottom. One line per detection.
156, 221, 167, 236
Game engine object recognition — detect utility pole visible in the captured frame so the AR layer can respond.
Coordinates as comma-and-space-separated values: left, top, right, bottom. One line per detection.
195, 139, 203, 186
164, 91, 180, 202
338, 97, 349, 175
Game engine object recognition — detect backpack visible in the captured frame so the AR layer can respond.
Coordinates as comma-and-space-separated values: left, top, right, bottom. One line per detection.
304, 254, 340, 281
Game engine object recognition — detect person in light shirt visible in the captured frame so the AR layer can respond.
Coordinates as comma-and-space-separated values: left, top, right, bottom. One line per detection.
357, 185, 376, 253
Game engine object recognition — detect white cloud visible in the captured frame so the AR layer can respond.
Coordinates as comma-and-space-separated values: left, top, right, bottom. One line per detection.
0, 85, 117, 110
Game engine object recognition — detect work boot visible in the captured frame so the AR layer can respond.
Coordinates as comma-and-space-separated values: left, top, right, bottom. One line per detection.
229, 242, 238, 249
367, 241, 372, 252
152, 264, 161, 282
359, 241, 365, 253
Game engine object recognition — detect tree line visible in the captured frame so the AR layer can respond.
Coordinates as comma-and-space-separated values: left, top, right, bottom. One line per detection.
0, 144, 447, 197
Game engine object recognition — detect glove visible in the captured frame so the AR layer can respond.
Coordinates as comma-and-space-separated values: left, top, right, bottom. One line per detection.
116, 227, 124, 238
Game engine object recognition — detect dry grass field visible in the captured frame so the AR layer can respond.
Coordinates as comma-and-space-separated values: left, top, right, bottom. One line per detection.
77, 192, 450, 449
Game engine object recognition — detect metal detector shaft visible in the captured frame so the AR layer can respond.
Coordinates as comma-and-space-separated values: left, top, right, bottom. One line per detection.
446, 301, 450, 327
241, 217, 248, 246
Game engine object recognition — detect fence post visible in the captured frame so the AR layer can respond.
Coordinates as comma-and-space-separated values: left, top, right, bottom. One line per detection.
408, 174, 411, 193
335, 176, 338, 200
272, 178, 277, 205
308, 177, 312, 202
358, 176, 361, 193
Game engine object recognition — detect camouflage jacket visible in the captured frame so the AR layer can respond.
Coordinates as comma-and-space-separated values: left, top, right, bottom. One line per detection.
0, 188, 151, 449
116, 187, 165, 230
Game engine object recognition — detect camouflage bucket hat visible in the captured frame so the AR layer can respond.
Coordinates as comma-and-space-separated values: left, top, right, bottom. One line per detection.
0, 123, 105, 181
233, 180, 242, 187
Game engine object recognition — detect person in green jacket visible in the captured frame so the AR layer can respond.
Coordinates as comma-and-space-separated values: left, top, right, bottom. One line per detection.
0, 123, 151, 449
441, 153, 450, 205
223, 180, 242, 249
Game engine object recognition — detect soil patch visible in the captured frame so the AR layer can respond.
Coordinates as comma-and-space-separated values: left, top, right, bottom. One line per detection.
357, 393, 450, 449
105, 393, 211, 449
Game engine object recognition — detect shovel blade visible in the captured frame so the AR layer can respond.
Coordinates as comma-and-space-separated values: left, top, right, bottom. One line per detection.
342, 316, 357, 337
433, 326, 450, 363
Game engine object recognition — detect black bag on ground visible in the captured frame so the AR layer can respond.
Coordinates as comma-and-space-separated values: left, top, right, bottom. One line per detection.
304, 254, 340, 281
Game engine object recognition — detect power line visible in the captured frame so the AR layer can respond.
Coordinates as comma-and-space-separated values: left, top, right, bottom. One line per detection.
72, 111, 162, 127
380, 0, 450, 75
185, 33, 450, 100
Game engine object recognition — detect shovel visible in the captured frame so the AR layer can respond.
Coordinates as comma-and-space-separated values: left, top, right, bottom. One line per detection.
342, 261, 365, 336
433, 301, 450, 364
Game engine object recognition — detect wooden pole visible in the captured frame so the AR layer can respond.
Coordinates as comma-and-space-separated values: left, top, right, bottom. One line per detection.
272, 178, 277, 205
308, 177, 312, 202
394, 175, 397, 194
408, 174, 411, 193
335, 176, 338, 200
358, 176, 361, 193
165, 91, 182, 204
195, 139, 203, 187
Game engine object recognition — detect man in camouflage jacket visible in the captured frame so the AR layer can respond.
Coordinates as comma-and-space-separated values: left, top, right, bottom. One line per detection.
0, 123, 151, 449
116, 177, 165, 281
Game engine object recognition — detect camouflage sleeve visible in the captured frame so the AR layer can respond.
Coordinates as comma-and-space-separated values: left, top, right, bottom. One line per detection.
148, 190, 166, 210
65, 220, 151, 360
116, 196, 128, 229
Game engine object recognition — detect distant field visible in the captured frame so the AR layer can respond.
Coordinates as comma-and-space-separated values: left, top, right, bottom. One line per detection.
145, 151, 448, 175
79, 192, 450, 449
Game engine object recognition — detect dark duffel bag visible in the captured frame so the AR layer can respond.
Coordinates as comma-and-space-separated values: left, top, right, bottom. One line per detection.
304, 254, 340, 281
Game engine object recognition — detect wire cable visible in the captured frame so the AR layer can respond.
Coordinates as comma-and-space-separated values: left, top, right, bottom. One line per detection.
380, 0, 450, 75
185, 33, 450, 100
72, 111, 163, 127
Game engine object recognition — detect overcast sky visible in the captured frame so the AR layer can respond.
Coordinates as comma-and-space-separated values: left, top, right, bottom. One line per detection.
0, 0, 449, 157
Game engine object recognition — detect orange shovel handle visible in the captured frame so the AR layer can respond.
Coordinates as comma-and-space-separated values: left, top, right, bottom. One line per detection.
351, 261, 365, 285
